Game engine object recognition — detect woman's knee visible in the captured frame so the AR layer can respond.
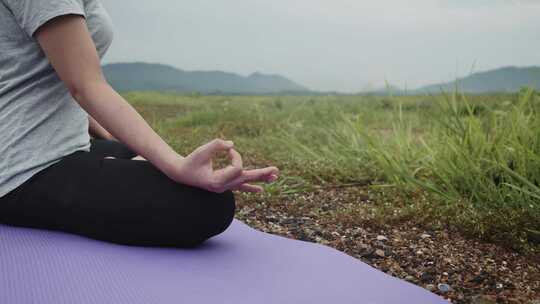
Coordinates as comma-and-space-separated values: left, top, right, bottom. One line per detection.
163, 189, 236, 248
203, 189, 236, 238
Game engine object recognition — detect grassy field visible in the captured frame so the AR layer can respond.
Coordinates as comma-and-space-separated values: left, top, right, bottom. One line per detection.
127, 90, 540, 252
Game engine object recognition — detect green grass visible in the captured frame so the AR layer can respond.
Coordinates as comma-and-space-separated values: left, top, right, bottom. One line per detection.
127, 90, 540, 251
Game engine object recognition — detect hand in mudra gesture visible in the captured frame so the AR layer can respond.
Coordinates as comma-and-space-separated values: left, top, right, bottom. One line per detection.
168, 139, 279, 193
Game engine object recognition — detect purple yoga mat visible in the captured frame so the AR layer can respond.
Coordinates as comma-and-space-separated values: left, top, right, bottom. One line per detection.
0, 219, 446, 303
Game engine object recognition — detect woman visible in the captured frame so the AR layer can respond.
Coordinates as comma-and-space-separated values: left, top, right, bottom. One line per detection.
0, 0, 279, 247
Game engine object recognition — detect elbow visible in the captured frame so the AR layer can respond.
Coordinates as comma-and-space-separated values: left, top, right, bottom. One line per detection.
66, 77, 109, 103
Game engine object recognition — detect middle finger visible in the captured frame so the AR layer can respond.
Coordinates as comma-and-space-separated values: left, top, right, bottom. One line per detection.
223, 166, 279, 190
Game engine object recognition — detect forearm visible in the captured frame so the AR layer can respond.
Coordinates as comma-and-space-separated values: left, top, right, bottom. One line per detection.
88, 114, 114, 140
74, 81, 181, 174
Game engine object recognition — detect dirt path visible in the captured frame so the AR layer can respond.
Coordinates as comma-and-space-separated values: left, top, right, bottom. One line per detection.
235, 188, 540, 304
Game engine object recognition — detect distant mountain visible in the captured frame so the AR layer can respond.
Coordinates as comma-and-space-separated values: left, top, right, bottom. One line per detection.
364, 84, 407, 96
416, 66, 540, 94
102, 62, 309, 94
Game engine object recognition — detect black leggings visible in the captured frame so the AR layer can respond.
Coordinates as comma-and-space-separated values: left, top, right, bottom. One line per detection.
0, 139, 236, 248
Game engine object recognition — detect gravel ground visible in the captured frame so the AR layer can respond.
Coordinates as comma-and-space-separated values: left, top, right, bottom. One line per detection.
235, 187, 540, 304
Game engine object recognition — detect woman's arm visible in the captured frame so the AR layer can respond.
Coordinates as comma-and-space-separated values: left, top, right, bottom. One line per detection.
88, 115, 115, 140
36, 16, 177, 171
35, 15, 278, 193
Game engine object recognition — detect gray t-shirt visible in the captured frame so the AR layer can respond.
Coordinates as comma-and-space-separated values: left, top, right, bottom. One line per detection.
0, 0, 114, 198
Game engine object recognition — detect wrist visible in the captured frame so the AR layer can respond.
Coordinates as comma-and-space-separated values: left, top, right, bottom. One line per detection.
153, 149, 185, 179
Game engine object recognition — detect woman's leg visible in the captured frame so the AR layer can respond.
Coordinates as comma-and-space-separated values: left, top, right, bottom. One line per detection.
89, 138, 138, 160
0, 150, 236, 248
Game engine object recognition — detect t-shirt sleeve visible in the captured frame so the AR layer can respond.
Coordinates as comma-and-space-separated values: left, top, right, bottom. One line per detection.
2, 0, 86, 37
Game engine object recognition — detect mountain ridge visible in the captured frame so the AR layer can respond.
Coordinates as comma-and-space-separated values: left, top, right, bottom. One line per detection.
102, 62, 309, 94
416, 66, 540, 94
103, 63, 540, 95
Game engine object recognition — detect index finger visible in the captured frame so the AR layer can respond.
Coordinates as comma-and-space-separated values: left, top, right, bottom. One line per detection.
195, 139, 234, 160
229, 148, 243, 169
213, 148, 244, 185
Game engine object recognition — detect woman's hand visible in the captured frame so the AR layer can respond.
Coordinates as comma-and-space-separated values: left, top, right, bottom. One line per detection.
88, 115, 116, 141
165, 139, 279, 194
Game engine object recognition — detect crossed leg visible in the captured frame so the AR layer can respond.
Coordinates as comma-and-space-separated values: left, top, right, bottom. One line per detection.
0, 141, 236, 248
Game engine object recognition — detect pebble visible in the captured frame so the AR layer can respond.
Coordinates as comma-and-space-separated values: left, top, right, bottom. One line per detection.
375, 249, 386, 258
471, 295, 496, 304
426, 284, 435, 291
359, 243, 370, 250
281, 218, 296, 225
421, 272, 434, 282
376, 235, 388, 241
437, 283, 452, 293
420, 233, 431, 239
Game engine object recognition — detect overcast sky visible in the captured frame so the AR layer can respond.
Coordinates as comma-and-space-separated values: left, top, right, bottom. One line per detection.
101, 0, 540, 92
